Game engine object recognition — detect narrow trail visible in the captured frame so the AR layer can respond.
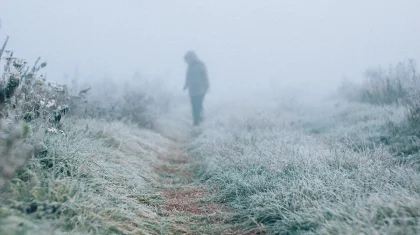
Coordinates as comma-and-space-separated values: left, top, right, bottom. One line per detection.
147, 106, 258, 234
152, 141, 237, 235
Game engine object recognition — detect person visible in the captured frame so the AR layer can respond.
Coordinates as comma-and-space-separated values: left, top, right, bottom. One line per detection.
183, 51, 209, 126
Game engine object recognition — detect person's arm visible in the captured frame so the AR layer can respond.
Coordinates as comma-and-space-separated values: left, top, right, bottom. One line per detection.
183, 68, 190, 91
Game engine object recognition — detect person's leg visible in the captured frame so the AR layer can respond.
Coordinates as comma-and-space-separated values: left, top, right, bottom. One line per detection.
190, 95, 200, 126
197, 94, 205, 124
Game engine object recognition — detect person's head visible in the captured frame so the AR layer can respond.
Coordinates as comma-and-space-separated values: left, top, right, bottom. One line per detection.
184, 50, 198, 64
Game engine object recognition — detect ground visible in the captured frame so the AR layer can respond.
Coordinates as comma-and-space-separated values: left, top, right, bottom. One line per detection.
1, 97, 420, 235
153, 143, 239, 234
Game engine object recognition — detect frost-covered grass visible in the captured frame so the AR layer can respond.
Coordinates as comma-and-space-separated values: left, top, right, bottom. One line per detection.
2, 87, 419, 234
0, 117, 172, 234
190, 98, 420, 234
297, 100, 405, 146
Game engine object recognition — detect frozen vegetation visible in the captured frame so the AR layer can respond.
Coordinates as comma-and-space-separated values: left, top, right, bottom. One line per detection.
190, 97, 420, 234
1, 37, 420, 234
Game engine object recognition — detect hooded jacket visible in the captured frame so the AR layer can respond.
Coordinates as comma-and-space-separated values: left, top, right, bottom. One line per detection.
184, 52, 209, 96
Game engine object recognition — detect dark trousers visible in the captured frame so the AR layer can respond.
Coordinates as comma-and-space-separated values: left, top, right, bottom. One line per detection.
189, 94, 205, 126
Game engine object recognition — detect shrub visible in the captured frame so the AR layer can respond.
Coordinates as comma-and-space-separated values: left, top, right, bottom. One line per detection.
0, 36, 170, 233
0, 37, 70, 191
339, 59, 418, 105
336, 60, 420, 163
68, 74, 172, 129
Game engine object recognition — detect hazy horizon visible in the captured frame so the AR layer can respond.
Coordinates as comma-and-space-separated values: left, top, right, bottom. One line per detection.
1, 0, 420, 97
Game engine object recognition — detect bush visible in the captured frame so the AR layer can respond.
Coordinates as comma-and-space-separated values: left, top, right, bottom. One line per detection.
336, 59, 420, 163
0, 36, 172, 234
338, 59, 419, 105
67, 74, 171, 129
0, 37, 70, 191
0, 36, 169, 191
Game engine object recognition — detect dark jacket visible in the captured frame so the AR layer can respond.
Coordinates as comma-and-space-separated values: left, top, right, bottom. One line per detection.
184, 59, 209, 96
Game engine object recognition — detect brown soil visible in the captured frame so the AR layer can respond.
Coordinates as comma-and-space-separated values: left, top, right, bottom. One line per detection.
153, 144, 241, 234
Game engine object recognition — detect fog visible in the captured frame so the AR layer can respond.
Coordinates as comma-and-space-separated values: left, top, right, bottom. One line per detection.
1, 0, 420, 98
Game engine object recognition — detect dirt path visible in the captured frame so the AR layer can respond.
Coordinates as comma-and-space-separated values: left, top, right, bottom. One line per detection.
152, 143, 238, 235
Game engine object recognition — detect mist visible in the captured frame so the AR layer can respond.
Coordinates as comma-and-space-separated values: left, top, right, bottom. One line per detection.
4, 1, 420, 234
1, 0, 420, 99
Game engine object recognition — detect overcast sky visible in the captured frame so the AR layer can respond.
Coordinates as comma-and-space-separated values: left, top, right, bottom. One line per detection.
1, 0, 419, 96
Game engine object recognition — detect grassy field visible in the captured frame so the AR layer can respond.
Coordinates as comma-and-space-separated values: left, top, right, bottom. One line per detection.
1, 90, 420, 234
189, 96, 420, 234
0, 117, 177, 234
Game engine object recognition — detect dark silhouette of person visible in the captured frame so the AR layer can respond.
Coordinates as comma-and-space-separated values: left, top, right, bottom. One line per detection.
183, 51, 209, 126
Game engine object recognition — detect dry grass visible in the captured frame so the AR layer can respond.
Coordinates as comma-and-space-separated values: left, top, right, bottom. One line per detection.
0, 117, 173, 234
190, 97, 420, 235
